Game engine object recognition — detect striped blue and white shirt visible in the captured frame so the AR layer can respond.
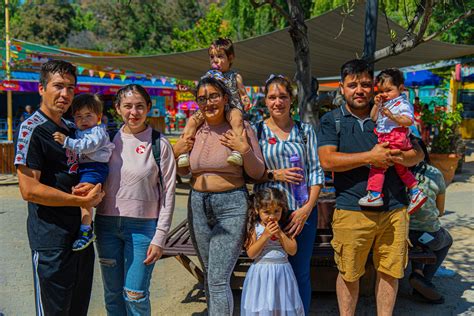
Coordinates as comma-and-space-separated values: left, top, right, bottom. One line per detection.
253, 121, 324, 210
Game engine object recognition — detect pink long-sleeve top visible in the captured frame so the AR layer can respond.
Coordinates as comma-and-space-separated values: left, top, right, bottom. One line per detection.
180, 121, 265, 188
96, 126, 176, 248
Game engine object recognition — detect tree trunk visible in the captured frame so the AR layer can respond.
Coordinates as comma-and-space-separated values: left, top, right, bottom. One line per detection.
362, 0, 378, 69
287, 0, 319, 126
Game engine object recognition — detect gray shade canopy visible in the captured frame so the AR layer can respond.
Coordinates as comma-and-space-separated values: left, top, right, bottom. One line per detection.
48, 4, 473, 85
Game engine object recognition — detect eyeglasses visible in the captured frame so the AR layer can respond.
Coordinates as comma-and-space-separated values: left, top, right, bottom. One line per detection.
196, 93, 222, 105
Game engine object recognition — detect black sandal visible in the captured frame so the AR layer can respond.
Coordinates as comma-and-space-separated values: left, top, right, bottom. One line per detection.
409, 272, 444, 304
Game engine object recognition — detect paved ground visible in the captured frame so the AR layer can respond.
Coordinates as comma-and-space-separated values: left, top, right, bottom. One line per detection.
0, 156, 473, 315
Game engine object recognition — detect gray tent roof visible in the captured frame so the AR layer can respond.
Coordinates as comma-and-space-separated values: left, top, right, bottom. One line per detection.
49, 4, 473, 85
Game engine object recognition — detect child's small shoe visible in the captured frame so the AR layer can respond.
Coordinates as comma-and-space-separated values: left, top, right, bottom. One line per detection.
359, 191, 383, 207
72, 227, 95, 252
227, 151, 243, 166
177, 153, 190, 168
407, 189, 427, 215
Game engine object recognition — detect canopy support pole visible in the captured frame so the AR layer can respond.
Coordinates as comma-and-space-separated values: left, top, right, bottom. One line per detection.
5, 0, 13, 141
363, 0, 379, 71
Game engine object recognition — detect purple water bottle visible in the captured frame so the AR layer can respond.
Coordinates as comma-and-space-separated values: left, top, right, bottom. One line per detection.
289, 154, 308, 206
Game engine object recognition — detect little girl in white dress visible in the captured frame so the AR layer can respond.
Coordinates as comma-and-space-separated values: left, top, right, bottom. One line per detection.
241, 188, 304, 316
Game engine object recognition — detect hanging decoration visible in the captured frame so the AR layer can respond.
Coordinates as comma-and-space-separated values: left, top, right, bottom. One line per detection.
77, 66, 85, 75
109, 73, 116, 80
88, 69, 94, 77
99, 71, 106, 79
120, 74, 127, 82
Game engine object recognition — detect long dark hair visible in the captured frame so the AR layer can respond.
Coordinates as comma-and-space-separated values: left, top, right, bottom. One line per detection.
411, 138, 431, 184
244, 188, 289, 248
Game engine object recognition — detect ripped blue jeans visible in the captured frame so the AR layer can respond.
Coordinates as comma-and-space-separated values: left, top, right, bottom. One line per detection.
95, 215, 157, 316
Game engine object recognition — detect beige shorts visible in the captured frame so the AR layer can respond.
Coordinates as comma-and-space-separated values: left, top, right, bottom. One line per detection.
331, 207, 409, 282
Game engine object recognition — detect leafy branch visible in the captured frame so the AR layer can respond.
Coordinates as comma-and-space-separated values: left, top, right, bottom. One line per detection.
373, 0, 473, 62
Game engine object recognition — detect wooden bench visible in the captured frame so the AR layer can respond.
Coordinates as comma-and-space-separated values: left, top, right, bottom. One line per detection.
162, 196, 436, 293
0, 142, 15, 174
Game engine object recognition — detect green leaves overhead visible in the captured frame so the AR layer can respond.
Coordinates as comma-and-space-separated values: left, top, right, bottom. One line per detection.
2, 0, 472, 54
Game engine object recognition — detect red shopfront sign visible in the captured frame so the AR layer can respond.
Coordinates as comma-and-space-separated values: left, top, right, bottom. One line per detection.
0, 80, 22, 91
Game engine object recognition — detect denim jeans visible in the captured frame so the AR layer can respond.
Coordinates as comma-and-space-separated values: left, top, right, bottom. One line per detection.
288, 206, 317, 315
95, 215, 157, 316
409, 227, 453, 282
188, 187, 248, 316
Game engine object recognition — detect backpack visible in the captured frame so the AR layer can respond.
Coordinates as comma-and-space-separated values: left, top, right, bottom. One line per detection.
332, 106, 343, 136
255, 120, 308, 145
254, 120, 309, 173
109, 128, 163, 190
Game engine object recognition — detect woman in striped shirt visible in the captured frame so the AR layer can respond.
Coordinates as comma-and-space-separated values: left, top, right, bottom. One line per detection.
253, 75, 324, 314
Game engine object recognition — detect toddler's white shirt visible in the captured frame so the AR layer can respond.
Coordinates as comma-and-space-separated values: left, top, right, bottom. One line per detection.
376, 94, 414, 133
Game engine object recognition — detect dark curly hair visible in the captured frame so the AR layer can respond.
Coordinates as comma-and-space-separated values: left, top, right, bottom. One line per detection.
244, 188, 289, 248
376, 68, 404, 87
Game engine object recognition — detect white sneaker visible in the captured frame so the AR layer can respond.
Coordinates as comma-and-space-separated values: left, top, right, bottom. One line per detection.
226, 151, 243, 166
359, 192, 384, 207
407, 190, 428, 215
177, 153, 190, 168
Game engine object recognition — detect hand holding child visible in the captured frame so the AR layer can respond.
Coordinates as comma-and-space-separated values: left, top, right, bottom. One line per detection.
53, 132, 66, 145
219, 129, 250, 154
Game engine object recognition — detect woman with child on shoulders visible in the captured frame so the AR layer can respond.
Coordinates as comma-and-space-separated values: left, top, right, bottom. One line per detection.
173, 74, 265, 316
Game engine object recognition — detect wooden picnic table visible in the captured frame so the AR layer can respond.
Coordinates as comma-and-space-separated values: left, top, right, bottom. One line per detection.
162, 195, 436, 293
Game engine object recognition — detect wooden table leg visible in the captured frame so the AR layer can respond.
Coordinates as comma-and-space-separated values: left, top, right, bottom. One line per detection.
175, 254, 204, 284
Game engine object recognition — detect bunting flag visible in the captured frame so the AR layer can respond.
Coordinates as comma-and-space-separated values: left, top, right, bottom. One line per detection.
253, 86, 259, 93
77, 66, 84, 75
109, 73, 116, 80
151, 77, 157, 84
99, 71, 106, 79
160, 77, 167, 85
120, 74, 127, 82
88, 69, 94, 77
245, 87, 251, 94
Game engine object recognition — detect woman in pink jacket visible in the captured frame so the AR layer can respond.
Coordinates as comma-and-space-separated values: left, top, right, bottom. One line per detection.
95, 84, 176, 316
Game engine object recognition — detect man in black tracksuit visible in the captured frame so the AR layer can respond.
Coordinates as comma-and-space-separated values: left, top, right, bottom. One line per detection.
14, 60, 104, 316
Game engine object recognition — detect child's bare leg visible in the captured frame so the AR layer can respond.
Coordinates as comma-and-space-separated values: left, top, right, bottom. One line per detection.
182, 110, 205, 139
81, 207, 92, 226
226, 108, 244, 166
227, 108, 244, 135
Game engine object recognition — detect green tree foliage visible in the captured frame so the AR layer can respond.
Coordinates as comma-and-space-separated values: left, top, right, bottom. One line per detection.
1, 0, 21, 39
224, 0, 285, 40
427, 1, 473, 45
171, 4, 234, 52
2, 0, 471, 54
10, 0, 76, 46
311, 0, 473, 45
79, 0, 200, 54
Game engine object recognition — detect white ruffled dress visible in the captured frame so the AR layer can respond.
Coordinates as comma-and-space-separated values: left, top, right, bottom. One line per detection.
241, 223, 304, 316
